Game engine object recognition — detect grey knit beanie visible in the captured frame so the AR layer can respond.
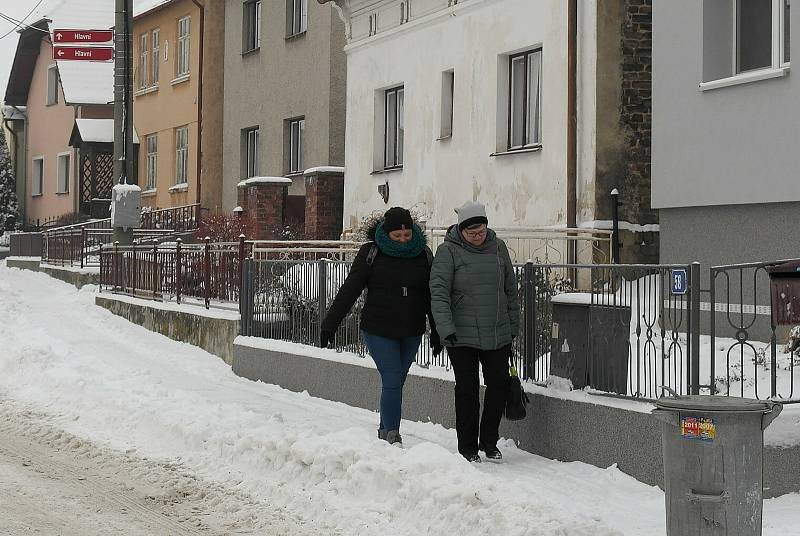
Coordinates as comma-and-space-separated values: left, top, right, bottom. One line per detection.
455, 201, 488, 231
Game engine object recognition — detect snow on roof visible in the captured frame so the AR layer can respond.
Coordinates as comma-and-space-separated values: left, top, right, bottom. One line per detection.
47, 0, 114, 105
74, 119, 140, 144
45, 0, 167, 105
134, 0, 174, 17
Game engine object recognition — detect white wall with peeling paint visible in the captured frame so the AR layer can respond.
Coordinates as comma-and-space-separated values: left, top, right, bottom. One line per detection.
338, 0, 597, 231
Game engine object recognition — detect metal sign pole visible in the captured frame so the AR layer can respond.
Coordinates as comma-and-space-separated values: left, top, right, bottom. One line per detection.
112, 0, 140, 245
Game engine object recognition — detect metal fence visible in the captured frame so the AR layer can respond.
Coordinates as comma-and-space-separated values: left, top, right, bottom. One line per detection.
518, 263, 698, 400
240, 259, 445, 368
99, 238, 249, 308
710, 260, 800, 402
140, 203, 201, 232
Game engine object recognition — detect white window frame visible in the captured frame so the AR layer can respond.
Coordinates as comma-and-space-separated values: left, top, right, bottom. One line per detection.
508, 48, 542, 151
146, 134, 158, 190
702, 0, 790, 90
288, 0, 308, 37
175, 126, 189, 186
152, 29, 160, 85
56, 152, 70, 194
32, 157, 44, 196
384, 86, 404, 169
177, 16, 191, 77
287, 118, 304, 174
139, 33, 149, 89
245, 127, 260, 178
244, 0, 262, 52
46, 65, 58, 106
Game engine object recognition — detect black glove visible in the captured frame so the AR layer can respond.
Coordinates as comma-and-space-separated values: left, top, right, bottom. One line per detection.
429, 332, 443, 357
320, 330, 335, 348
445, 334, 458, 346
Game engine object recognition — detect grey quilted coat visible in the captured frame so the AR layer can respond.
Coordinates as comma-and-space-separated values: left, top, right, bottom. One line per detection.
429, 225, 520, 351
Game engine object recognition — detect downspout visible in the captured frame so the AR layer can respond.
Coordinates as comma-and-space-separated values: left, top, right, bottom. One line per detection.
3, 107, 26, 223
566, 0, 578, 263
190, 0, 204, 208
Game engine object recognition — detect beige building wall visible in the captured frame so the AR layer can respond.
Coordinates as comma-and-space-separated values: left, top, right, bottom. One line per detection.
134, 0, 201, 211
222, 0, 347, 211
25, 39, 78, 224
199, 0, 225, 215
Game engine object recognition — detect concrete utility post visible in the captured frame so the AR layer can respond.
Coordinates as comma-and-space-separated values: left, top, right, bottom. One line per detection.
111, 0, 141, 245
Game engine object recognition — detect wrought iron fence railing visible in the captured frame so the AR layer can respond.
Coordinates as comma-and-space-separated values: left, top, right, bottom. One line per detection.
710, 260, 800, 402
100, 237, 251, 308
239, 257, 800, 403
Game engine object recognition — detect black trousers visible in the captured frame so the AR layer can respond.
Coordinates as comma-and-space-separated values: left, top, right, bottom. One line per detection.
448, 345, 511, 457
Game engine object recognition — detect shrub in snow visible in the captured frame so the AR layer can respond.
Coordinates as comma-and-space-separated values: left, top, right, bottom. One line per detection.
0, 128, 20, 231
194, 214, 258, 242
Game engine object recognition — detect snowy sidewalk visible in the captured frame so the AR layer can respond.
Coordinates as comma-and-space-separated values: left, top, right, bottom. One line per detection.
0, 261, 797, 535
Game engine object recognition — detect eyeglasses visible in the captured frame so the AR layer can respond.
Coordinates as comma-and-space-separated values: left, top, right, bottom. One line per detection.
463, 226, 487, 238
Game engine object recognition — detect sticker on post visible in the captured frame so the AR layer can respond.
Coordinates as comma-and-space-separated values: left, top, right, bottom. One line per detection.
680, 416, 716, 442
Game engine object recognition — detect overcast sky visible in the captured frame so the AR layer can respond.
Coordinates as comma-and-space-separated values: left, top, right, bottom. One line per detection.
0, 0, 56, 105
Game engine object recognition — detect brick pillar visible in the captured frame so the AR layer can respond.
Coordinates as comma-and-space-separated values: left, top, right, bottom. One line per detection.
236, 177, 291, 240
304, 167, 345, 240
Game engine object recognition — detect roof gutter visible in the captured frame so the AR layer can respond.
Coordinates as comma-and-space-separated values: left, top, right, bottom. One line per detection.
190, 0, 204, 207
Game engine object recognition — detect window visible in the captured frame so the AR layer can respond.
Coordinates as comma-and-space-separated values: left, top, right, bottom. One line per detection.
400, 0, 410, 24
368, 12, 378, 36
244, 127, 260, 178
32, 157, 43, 196
146, 134, 158, 190
286, 118, 304, 174
177, 16, 191, 77
175, 127, 189, 185
440, 70, 454, 139
508, 48, 542, 150
287, 0, 308, 37
139, 33, 149, 89
384, 86, 404, 168
244, 0, 262, 52
57, 153, 70, 193
46, 65, 58, 105
703, 0, 790, 82
152, 29, 160, 85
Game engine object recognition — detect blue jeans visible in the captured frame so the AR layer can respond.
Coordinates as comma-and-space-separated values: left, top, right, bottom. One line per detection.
361, 331, 422, 433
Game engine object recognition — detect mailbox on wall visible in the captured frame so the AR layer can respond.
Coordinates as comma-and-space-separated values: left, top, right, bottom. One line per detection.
766, 260, 800, 325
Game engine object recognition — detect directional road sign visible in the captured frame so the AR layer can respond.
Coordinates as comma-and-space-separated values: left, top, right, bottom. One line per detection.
53, 46, 114, 62
53, 29, 114, 44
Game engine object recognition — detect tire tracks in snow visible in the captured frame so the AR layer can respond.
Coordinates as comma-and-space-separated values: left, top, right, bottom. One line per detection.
0, 397, 318, 535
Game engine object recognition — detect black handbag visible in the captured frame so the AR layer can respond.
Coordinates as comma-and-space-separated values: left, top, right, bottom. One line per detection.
504, 355, 529, 421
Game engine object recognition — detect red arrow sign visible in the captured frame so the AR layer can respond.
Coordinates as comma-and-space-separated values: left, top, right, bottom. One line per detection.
53, 29, 114, 44
53, 46, 114, 62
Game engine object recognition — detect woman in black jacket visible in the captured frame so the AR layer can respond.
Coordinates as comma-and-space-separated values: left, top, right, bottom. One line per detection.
320, 207, 441, 446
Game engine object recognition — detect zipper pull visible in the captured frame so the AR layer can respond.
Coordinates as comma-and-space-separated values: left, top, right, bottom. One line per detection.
402, 286, 408, 297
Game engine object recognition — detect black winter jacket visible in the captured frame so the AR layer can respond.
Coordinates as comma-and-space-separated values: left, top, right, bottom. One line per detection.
321, 242, 439, 342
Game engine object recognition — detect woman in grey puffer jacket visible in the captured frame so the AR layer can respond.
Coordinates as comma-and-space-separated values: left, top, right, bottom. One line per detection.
429, 201, 520, 463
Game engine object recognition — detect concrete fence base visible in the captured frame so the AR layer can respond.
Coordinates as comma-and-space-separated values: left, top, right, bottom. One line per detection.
233, 339, 800, 498
5, 258, 99, 289
95, 295, 240, 365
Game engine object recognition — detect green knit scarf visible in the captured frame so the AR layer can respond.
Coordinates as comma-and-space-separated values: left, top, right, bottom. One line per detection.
375, 222, 425, 259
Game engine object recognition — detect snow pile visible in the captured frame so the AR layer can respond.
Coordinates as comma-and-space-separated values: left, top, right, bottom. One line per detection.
1, 264, 798, 535
0, 263, 664, 535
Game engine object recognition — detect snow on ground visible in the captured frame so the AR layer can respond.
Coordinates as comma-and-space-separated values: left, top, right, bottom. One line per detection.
0, 261, 798, 535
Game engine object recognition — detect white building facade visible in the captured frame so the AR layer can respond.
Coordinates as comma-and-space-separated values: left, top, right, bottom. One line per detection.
332, 0, 581, 230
